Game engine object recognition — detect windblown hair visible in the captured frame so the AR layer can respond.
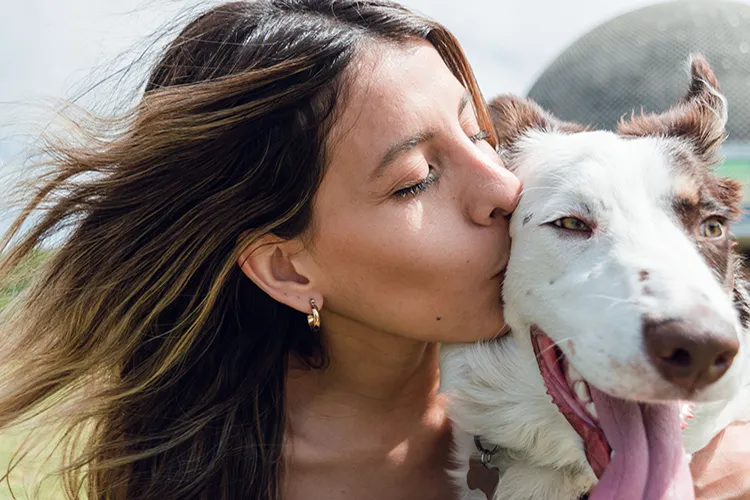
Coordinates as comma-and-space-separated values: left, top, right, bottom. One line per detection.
0, 1, 494, 499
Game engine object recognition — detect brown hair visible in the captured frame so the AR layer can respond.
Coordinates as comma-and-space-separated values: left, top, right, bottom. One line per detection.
0, 1, 493, 499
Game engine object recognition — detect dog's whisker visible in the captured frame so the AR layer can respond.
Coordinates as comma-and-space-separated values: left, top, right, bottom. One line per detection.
519, 186, 556, 195
585, 294, 633, 302
583, 294, 638, 311
534, 336, 576, 364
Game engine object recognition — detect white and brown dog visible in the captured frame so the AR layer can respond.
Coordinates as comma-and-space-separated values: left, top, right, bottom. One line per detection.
440, 55, 750, 500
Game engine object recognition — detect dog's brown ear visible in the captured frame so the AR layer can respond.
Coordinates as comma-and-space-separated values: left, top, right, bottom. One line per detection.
489, 95, 586, 152
618, 54, 727, 164
716, 177, 745, 222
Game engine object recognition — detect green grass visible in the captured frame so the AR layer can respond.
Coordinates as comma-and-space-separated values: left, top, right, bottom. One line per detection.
717, 159, 750, 205
0, 432, 62, 500
0, 250, 51, 311
0, 250, 63, 499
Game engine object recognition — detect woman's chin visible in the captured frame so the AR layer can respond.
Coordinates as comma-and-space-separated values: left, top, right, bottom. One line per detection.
441, 317, 507, 344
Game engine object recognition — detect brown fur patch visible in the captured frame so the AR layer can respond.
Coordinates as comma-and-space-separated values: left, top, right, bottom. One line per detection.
669, 156, 744, 303
669, 156, 742, 295
714, 178, 745, 220
489, 95, 588, 154
617, 54, 727, 165
673, 175, 701, 206
616, 55, 744, 300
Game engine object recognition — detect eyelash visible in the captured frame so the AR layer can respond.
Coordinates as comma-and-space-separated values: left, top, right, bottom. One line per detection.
469, 130, 491, 143
394, 166, 438, 199
393, 129, 490, 199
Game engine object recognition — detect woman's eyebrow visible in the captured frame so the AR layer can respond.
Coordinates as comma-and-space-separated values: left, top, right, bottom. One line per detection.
370, 90, 472, 181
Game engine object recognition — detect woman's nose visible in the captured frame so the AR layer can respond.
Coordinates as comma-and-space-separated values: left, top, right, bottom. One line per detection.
467, 156, 521, 226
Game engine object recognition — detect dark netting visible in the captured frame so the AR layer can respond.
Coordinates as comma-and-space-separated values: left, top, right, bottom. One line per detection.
526, 0, 750, 143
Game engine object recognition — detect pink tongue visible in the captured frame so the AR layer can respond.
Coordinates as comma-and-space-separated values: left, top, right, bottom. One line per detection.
589, 387, 694, 500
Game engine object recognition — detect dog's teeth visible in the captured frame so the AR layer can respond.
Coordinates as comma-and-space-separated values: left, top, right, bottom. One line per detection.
574, 381, 591, 403
567, 365, 582, 382
586, 402, 598, 420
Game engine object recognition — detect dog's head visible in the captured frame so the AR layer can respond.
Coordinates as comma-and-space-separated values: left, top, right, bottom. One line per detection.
494, 54, 747, 406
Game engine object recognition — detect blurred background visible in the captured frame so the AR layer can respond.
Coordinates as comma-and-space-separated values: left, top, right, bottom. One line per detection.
1, 0, 749, 248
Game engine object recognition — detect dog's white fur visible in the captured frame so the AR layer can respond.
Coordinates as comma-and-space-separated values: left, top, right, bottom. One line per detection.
440, 64, 750, 500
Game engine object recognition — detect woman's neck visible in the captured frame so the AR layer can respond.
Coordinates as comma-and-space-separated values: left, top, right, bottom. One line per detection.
284, 320, 456, 500
287, 322, 442, 418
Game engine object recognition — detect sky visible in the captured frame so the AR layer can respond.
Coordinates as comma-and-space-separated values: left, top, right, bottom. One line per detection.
0, 0, 668, 162
0, 0, 745, 234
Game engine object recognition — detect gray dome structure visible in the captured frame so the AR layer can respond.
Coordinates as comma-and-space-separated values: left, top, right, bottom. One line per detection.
526, 0, 750, 143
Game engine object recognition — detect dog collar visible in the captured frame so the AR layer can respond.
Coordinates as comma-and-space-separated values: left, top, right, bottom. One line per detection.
473, 435, 499, 469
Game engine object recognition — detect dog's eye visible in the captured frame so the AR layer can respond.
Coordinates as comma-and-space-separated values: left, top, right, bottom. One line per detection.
701, 217, 724, 238
553, 217, 591, 232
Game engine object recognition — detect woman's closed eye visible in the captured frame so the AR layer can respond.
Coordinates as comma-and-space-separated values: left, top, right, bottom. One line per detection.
392, 130, 491, 200
394, 166, 438, 199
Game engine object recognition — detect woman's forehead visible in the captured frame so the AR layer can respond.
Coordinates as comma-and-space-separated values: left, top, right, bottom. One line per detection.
327, 41, 466, 164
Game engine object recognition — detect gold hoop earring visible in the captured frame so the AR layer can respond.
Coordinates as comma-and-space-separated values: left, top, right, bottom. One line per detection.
307, 299, 321, 332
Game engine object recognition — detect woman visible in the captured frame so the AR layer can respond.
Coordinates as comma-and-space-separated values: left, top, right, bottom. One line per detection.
0, 1, 747, 499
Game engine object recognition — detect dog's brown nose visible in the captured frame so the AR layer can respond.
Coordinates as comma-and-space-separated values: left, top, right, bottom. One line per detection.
643, 319, 739, 393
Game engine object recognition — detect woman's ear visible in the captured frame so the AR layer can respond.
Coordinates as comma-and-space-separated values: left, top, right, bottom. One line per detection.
237, 234, 323, 315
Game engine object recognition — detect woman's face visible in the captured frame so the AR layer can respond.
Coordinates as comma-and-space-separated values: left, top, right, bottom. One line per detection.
302, 40, 521, 343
